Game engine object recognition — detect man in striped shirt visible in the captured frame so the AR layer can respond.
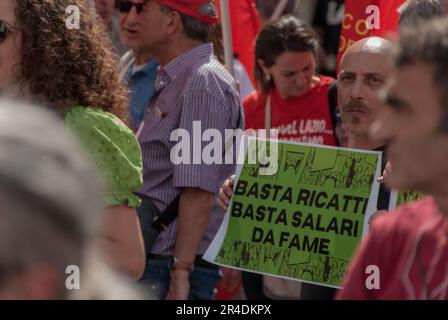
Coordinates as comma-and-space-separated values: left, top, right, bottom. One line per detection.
135, 0, 242, 300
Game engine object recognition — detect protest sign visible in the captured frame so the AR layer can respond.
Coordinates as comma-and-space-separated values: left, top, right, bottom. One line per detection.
205, 137, 382, 288
389, 189, 425, 211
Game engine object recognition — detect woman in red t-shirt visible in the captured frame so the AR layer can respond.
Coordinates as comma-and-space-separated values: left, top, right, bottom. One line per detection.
244, 15, 337, 146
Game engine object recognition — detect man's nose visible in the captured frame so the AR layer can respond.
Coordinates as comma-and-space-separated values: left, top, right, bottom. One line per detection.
349, 79, 364, 100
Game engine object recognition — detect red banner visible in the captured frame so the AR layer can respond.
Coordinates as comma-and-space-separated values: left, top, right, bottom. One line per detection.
337, 0, 405, 72
217, 0, 260, 84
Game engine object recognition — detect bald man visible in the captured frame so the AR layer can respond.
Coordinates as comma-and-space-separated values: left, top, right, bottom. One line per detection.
338, 37, 392, 150
298, 37, 394, 299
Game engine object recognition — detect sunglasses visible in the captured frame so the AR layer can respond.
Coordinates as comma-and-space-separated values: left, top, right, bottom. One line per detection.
0, 20, 18, 44
117, 0, 147, 14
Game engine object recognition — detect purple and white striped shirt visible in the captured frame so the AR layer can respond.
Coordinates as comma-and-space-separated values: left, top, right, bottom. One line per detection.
136, 43, 242, 255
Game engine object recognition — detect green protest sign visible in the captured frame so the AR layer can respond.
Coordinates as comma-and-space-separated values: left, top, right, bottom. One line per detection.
204, 137, 382, 288
389, 189, 425, 210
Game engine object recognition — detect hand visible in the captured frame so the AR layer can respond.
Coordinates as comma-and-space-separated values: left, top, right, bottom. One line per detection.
368, 210, 388, 227
217, 175, 235, 211
165, 269, 190, 300
220, 268, 242, 294
378, 161, 392, 184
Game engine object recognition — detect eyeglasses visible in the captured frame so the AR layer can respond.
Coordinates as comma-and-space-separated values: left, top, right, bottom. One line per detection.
0, 20, 18, 44
117, 0, 147, 14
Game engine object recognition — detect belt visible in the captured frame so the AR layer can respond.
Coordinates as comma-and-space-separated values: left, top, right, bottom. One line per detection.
148, 254, 219, 271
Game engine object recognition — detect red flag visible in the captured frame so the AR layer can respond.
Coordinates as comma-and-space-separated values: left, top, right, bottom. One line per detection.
373, 0, 405, 36
217, 0, 260, 84
337, 0, 405, 72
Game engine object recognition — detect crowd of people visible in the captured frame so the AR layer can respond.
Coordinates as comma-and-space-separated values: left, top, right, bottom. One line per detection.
0, 0, 447, 300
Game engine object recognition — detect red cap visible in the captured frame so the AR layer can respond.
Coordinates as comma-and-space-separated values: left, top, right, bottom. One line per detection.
156, 0, 219, 25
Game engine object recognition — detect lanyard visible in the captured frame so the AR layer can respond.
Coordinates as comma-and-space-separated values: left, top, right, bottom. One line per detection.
264, 94, 271, 131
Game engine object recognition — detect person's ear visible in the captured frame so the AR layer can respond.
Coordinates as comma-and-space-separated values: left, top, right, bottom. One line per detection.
165, 11, 182, 36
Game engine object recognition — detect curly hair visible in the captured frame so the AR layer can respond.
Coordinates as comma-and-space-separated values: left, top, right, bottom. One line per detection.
15, 0, 129, 124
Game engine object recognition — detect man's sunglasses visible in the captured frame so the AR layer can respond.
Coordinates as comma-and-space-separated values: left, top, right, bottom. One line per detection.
0, 20, 18, 44
117, 0, 147, 14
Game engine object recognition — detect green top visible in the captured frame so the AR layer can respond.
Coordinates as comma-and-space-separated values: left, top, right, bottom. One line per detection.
64, 106, 143, 207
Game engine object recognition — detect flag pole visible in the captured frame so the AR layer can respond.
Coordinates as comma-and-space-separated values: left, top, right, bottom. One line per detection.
219, 0, 235, 77
270, 0, 294, 21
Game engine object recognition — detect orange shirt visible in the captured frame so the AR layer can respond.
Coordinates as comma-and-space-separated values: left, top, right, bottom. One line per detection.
243, 76, 337, 146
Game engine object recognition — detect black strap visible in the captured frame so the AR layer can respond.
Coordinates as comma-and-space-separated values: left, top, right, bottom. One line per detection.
327, 80, 340, 146
153, 195, 181, 231
236, 103, 243, 130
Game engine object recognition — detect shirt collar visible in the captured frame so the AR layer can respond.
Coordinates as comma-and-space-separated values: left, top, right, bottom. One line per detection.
131, 58, 159, 76
157, 43, 213, 86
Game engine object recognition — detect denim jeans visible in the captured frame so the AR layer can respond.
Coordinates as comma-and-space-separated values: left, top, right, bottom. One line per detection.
139, 258, 222, 300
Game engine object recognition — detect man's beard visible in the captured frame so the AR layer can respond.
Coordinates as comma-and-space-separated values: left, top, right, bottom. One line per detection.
340, 99, 373, 136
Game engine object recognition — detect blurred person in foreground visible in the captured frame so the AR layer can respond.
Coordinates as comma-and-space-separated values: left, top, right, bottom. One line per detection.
0, 0, 145, 280
399, 0, 443, 28
0, 100, 140, 299
338, 17, 448, 300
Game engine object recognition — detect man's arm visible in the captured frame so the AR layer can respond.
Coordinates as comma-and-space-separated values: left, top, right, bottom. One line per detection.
166, 187, 214, 300
166, 90, 239, 299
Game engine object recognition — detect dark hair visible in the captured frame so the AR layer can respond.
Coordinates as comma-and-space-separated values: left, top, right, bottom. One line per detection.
159, 4, 212, 43
254, 15, 319, 93
396, 17, 448, 131
400, 0, 442, 26
16, 0, 129, 124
